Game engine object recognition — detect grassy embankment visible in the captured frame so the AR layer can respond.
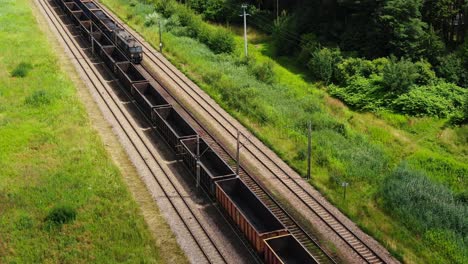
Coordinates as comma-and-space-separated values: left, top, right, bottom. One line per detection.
99, 0, 467, 263
0, 0, 186, 262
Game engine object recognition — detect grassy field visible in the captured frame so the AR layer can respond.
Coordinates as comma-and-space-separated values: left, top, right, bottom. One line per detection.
99, 0, 468, 263
0, 0, 186, 262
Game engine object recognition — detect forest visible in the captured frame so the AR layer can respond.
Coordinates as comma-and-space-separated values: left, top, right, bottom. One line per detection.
183, 0, 468, 123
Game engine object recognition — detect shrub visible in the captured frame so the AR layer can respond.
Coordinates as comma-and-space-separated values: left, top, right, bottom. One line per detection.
249, 59, 275, 84
336, 57, 376, 85
308, 47, 342, 84
381, 56, 420, 94
11, 62, 33, 78
45, 205, 77, 226
392, 82, 465, 117
329, 76, 384, 111
436, 53, 468, 88
205, 27, 235, 54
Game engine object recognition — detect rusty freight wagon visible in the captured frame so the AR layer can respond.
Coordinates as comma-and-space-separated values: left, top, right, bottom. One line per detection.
70, 11, 89, 27
100, 46, 127, 73
55, 0, 72, 10
63, 2, 80, 17
152, 106, 198, 153
264, 235, 318, 264
180, 137, 236, 194
216, 178, 288, 255
115, 62, 148, 91
131, 82, 170, 117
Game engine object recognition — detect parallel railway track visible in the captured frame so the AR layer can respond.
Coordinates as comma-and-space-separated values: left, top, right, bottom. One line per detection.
93, 3, 337, 264
96, 3, 388, 263
38, 1, 229, 262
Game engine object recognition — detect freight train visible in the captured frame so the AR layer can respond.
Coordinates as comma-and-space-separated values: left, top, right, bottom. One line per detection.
68, 0, 143, 63
54, 0, 319, 263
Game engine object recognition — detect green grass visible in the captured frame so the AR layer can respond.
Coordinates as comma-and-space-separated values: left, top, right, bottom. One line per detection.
0, 0, 183, 262
99, 0, 468, 263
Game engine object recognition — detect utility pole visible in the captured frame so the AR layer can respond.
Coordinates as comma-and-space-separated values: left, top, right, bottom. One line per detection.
240, 4, 249, 57
276, 0, 279, 24
196, 135, 201, 189
307, 121, 312, 180
159, 19, 163, 53
236, 130, 241, 175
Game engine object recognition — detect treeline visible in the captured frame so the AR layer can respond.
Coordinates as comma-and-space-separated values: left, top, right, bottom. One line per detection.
177, 0, 468, 122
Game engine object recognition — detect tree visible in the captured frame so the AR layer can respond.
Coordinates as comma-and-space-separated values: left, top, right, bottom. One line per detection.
379, 0, 429, 59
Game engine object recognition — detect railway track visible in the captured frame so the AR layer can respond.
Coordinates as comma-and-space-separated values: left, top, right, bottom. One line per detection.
92, 3, 337, 264
38, 1, 230, 262
95, 3, 389, 263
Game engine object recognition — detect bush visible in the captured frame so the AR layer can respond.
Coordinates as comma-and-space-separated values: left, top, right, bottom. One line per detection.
329, 76, 385, 111
11, 62, 32, 78
336, 57, 376, 85
437, 53, 468, 88
205, 27, 235, 54
45, 205, 77, 226
392, 83, 465, 117
308, 47, 342, 84
248, 59, 275, 84
381, 56, 420, 94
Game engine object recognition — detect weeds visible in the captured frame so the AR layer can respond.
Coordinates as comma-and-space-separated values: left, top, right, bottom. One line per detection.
11, 62, 33, 78
24, 90, 51, 106
45, 205, 77, 226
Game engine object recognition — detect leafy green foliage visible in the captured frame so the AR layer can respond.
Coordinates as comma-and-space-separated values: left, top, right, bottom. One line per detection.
308, 48, 342, 84
437, 53, 468, 88
153, 0, 235, 53
393, 83, 466, 117
381, 56, 421, 93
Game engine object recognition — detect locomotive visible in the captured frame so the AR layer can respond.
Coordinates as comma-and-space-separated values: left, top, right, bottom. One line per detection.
74, 0, 143, 63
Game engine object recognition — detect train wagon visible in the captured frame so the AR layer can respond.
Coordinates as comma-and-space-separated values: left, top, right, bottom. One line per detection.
132, 82, 170, 117
179, 137, 236, 194
264, 235, 318, 264
70, 10, 88, 27
216, 178, 288, 255
55, 0, 73, 11
63, 2, 80, 17
100, 46, 127, 73
75, 0, 143, 63
152, 106, 198, 153
115, 62, 148, 91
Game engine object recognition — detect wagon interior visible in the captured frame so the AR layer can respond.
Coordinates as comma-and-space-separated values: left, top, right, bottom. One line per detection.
266, 235, 317, 264
154, 107, 197, 138
103, 46, 127, 63
65, 2, 80, 12
94, 32, 113, 47
72, 11, 89, 23
116, 62, 146, 82
181, 138, 235, 178
133, 83, 169, 107
217, 178, 284, 233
